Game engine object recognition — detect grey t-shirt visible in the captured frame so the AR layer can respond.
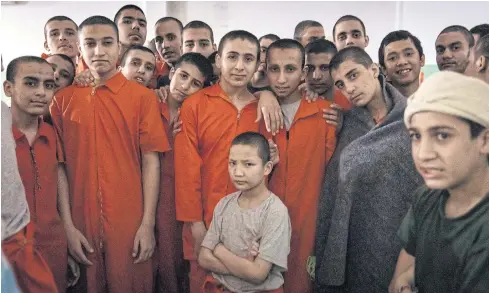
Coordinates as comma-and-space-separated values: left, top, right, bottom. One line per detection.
1, 101, 30, 240
281, 100, 301, 131
202, 191, 291, 293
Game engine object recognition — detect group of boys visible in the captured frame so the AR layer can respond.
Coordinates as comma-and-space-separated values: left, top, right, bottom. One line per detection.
1, 3, 489, 293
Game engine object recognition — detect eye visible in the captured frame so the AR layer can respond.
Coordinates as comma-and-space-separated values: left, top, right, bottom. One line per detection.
168, 35, 175, 41
336, 82, 344, 89
409, 132, 421, 141
338, 35, 346, 41
103, 41, 113, 46
405, 52, 413, 57
45, 82, 56, 90
185, 43, 194, 48
285, 66, 296, 72
229, 161, 236, 167
25, 81, 37, 87
268, 66, 279, 72
245, 163, 255, 167
139, 21, 146, 28
348, 72, 358, 80
451, 44, 460, 51
85, 41, 95, 47
180, 73, 188, 80
201, 42, 209, 47
123, 19, 131, 24
131, 60, 140, 66
155, 37, 162, 43
227, 55, 237, 60
67, 31, 75, 36
146, 65, 155, 71
353, 32, 361, 38
245, 56, 254, 62
192, 81, 201, 88
320, 65, 329, 72
436, 47, 445, 54
61, 72, 70, 79
50, 32, 59, 37
388, 56, 397, 62
436, 132, 450, 141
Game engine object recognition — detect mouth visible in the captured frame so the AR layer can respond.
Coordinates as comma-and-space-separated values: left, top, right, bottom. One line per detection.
231, 74, 247, 79
31, 101, 47, 107
441, 62, 457, 69
396, 68, 412, 75
175, 90, 187, 97
134, 76, 146, 84
57, 44, 72, 50
129, 33, 142, 39
350, 93, 362, 102
162, 51, 174, 58
419, 166, 443, 178
234, 180, 247, 185
92, 60, 109, 64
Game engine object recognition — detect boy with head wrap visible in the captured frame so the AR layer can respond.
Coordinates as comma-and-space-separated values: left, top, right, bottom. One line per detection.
391, 71, 489, 293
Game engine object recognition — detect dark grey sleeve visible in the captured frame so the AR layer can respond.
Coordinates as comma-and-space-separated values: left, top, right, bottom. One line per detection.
397, 207, 417, 256
459, 238, 489, 293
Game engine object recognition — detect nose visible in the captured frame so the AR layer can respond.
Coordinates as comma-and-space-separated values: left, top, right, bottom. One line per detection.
442, 49, 454, 60
233, 165, 244, 177
137, 64, 145, 74
234, 57, 244, 71
277, 70, 287, 84
94, 44, 104, 56
312, 68, 323, 80
415, 137, 437, 162
345, 82, 355, 95
397, 54, 408, 67
35, 84, 46, 97
53, 71, 60, 81
181, 79, 191, 91
132, 21, 140, 31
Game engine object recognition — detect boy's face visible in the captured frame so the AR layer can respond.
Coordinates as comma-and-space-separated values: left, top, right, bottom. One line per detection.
46, 55, 75, 92
169, 62, 205, 103
305, 52, 335, 95
332, 59, 379, 107
120, 49, 155, 87
117, 9, 147, 47
4, 62, 56, 117
300, 26, 325, 47
334, 20, 368, 50
216, 38, 258, 88
259, 38, 275, 64
267, 48, 304, 99
228, 144, 272, 191
79, 24, 120, 76
436, 32, 471, 73
44, 20, 79, 59
155, 20, 182, 64
183, 28, 216, 58
383, 38, 425, 87
409, 111, 489, 190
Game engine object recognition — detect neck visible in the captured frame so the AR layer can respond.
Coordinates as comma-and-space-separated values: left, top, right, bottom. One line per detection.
241, 181, 269, 202
394, 80, 420, 97
366, 81, 388, 122
448, 165, 489, 204
319, 87, 334, 100
119, 44, 129, 59
219, 80, 251, 101
92, 69, 118, 86
11, 106, 39, 132
279, 88, 302, 105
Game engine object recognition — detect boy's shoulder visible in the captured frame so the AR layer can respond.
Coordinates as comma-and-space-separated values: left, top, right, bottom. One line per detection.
266, 192, 289, 215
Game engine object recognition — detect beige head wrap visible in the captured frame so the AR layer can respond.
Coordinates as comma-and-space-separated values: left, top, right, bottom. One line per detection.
404, 71, 489, 128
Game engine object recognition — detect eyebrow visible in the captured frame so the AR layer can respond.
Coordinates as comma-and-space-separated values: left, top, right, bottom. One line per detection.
408, 126, 455, 132
449, 41, 462, 47
122, 16, 146, 24
344, 68, 357, 78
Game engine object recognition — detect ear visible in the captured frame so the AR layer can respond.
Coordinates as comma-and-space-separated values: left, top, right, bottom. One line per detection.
212, 44, 217, 52
371, 63, 380, 78
3, 80, 13, 98
263, 161, 274, 176
215, 53, 222, 69
479, 128, 489, 157
169, 67, 175, 80
77, 41, 82, 57
44, 41, 50, 53
420, 55, 426, 67
117, 66, 122, 72
476, 56, 487, 73
364, 35, 370, 48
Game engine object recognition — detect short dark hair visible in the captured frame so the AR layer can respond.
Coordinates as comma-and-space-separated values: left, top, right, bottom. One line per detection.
475, 34, 489, 59
217, 30, 260, 61
333, 15, 366, 40
208, 51, 218, 64
119, 45, 155, 67
294, 20, 323, 41
79, 16, 119, 42
155, 17, 183, 33
44, 16, 78, 39
305, 38, 337, 56
184, 20, 214, 43
47, 54, 76, 84
470, 24, 489, 39
259, 34, 280, 43
378, 30, 424, 68
6, 56, 51, 83
266, 39, 305, 68
175, 52, 214, 82
438, 25, 475, 48
231, 132, 271, 164
329, 46, 373, 72
114, 4, 145, 24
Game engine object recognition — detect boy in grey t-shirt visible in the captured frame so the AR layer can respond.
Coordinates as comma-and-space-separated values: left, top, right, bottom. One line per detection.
198, 132, 291, 293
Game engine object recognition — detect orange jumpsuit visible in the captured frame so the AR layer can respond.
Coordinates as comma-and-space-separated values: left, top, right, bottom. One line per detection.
269, 98, 337, 293
333, 89, 351, 111
174, 84, 261, 293
155, 103, 185, 293
50, 72, 170, 293
12, 119, 68, 293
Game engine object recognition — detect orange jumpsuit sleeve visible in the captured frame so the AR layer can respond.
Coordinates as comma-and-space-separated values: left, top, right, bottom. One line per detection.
50, 95, 65, 162
139, 92, 171, 153
174, 100, 204, 223
325, 119, 337, 164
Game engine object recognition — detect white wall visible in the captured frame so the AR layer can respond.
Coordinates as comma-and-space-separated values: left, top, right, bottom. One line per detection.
1, 1, 488, 65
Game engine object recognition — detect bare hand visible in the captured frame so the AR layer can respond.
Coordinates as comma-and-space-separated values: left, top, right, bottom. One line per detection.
155, 86, 170, 104
73, 70, 95, 88
322, 103, 342, 126
254, 91, 283, 135
191, 221, 207, 259
132, 224, 156, 264
64, 224, 93, 266
298, 83, 321, 103
268, 139, 279, 166
67, 255, 80, 287
170, 109, 182, 136
389, 269, 415, 293
246, 239, 260, 261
